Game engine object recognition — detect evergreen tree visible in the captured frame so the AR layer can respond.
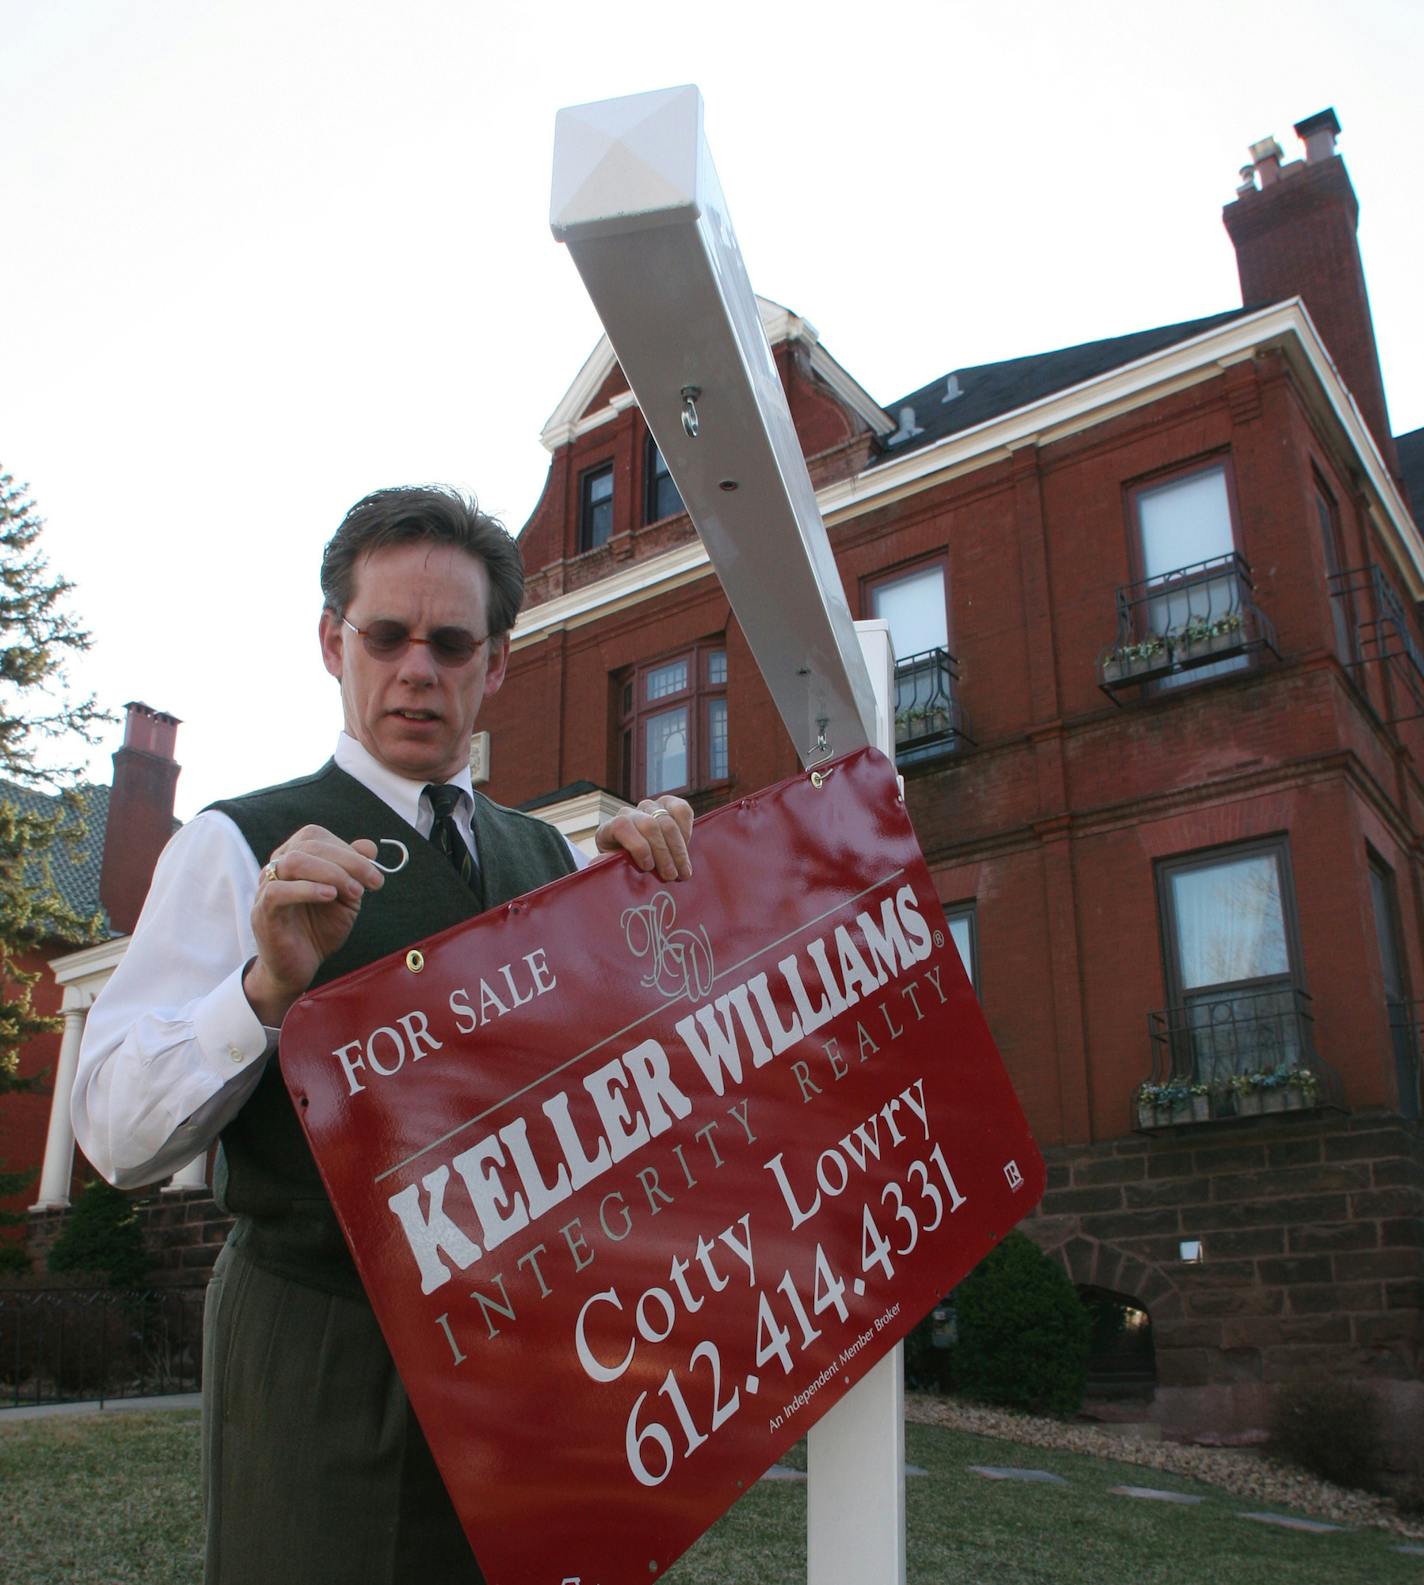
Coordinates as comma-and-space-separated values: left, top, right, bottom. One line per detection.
0, 470, 107, 1254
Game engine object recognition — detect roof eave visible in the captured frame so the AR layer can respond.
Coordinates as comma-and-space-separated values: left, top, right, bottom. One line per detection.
515, 300, 1423, 642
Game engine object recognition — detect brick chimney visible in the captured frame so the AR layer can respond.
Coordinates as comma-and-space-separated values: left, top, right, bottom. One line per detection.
1223, 108, 1398, 475
99, 701, 182, 935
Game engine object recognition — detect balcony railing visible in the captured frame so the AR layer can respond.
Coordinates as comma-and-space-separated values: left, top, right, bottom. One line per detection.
1387, 998, 1422, 1121
893, 647, 972, 764
1138, 985, 1344, 1128
1330, 564, 1424, 723
1100, 551, 1278, 699
0, 1286, 205, 1409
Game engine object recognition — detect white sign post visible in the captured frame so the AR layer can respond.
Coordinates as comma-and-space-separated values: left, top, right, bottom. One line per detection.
552, 85, 906, 1585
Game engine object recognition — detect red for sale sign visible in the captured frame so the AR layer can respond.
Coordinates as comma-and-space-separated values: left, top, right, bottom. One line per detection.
280, 747, 1044, 1585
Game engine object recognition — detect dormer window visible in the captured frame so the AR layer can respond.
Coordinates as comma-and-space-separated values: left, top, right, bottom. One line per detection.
579, 463, 614, 552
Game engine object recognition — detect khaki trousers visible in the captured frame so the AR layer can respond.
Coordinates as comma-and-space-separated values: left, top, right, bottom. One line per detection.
202, 1241, 484, 1585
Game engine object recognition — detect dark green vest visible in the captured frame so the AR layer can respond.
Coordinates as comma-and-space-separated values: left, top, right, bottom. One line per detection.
208, 761, 577, 1295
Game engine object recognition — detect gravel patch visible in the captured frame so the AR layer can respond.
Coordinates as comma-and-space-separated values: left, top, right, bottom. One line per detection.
906, 1394, 1424, 1539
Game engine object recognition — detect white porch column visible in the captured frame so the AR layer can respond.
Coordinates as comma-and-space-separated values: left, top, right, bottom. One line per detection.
163, 1153, 208, 1192
36, 934, 131, 1210
31, 992, 87, 1210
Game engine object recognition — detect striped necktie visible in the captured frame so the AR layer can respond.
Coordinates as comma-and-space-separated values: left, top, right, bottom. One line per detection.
425, 784, 485, 906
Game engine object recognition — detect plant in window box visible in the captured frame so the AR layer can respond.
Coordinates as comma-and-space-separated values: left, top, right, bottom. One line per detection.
1101, 634, 1169, 685
895, 703, 951, 743
1285, 1068, 1319, 1110
1134, 1081, 1162, 1130
1174, 610, 1245, 662
1257, 1066, 1291, 1113
1156, 1081, 1193, 1126
1229, 1072, 1263, 1116
1189, 1082, 1213, 1122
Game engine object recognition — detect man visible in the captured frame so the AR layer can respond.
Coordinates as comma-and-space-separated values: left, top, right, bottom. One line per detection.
72, 485, 694, 1583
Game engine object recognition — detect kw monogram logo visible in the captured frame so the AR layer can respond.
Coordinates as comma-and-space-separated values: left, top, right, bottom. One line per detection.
621, 890, 715, 1002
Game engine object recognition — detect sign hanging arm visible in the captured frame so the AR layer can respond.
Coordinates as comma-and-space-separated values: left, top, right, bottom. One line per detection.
550, 84, 880, 770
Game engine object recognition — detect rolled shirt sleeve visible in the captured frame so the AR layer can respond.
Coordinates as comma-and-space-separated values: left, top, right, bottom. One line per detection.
72, 792, 591, 1189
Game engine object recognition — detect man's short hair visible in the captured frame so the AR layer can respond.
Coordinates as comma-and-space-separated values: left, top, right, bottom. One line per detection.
320, 485, 525, 638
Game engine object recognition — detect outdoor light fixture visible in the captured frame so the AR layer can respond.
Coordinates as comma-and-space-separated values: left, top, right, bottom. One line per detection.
1179, 1239, 1205, 1263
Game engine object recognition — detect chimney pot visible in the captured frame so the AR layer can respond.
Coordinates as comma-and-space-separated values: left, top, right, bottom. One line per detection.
1294, 107, 1342, 165
122, 699, 181, 761
1249, 136, 1285, 186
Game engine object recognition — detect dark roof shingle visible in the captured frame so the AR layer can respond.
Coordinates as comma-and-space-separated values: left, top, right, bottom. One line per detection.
871, 308, 1257, 465
0, 780, 111, 936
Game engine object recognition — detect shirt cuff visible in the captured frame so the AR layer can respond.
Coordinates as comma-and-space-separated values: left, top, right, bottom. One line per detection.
192, 963, 275, 1073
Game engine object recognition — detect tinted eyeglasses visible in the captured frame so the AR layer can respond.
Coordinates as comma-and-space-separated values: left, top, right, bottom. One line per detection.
342, 617, 490, 667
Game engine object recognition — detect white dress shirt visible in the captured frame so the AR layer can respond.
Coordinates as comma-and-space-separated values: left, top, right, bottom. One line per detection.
71, 733, 586, 1189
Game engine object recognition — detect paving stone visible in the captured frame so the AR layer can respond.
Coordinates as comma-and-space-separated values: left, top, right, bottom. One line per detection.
1109, 1485, 1204, 1504
970, 1465, 1068, 1485
760, 1462, 928, 1482
1238, 1511, 1345, 1533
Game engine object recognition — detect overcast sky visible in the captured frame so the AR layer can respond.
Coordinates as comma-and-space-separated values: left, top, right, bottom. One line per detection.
3, 0, 1420, 819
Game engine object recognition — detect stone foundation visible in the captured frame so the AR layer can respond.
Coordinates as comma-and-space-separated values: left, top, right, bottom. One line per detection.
1026, 1107, 1423, 1465
28, 1187, 232, 1287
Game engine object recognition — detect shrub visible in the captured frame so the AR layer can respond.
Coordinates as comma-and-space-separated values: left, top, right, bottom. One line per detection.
1269, 1379, 1384, 1493
951, 1231, 1090, 1416
904, 1298, 957, 1393
0, 1240, 32, 1276
47, 1180, 149, 1288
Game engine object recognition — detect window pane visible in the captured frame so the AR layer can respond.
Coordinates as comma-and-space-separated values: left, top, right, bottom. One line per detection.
947, 912, 974, 987
707, 649, 727, 686
645, 659, 688, 701
647, 443, 683, 522
1138, 465, 1232, 579
1169, 854, 1288, 991
1183, 986, 1301, 1084
707, 697, 728, 780
646, 707, 689, 794
581, 466, 614, 551
871, 566, 947, 659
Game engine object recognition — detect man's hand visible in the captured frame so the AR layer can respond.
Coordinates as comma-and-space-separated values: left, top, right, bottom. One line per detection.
242, 825, 387, 1026
595, 796, 694, 882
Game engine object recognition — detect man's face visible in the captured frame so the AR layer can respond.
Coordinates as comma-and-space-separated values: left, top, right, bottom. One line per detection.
318, 540, 510, 784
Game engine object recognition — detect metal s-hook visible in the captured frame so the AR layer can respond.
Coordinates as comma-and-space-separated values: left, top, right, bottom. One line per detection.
372, 839, 410, 875
806, 717, 833, 771
680, 386, 701, 438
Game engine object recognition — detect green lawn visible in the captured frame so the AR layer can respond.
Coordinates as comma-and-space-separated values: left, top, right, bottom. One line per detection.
1, 1409, 1418, 1585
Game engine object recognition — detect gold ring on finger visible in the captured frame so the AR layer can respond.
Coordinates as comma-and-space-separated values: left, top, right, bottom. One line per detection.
263, 861, 279, 884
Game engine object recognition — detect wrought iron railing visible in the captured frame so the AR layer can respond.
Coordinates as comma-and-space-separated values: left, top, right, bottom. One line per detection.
1100, 551, 1278, 696
893, 647, 972, 764
0, 1286, 205, 1409
1330, 564, 1424, 723
1387, 998, 1422, 1121
1139, 985, 1344, 1127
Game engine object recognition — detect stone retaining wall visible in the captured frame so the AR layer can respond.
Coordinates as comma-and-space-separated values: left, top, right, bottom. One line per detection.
1025, 1106, 1423, 1462
28, 1188, 232, 1287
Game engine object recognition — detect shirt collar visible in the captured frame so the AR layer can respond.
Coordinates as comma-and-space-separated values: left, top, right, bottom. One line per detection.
333, 732, 474, 828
